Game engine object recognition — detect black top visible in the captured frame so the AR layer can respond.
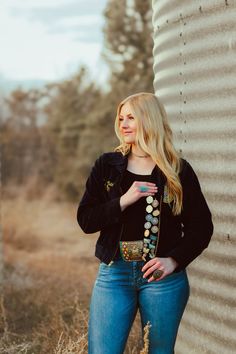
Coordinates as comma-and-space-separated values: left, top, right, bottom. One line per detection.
114, 169, 156, 258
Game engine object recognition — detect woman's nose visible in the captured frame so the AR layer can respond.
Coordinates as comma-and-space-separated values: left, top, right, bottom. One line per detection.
120, 118, 129, 128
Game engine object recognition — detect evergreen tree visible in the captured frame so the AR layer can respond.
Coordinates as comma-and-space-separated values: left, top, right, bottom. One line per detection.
102, 0, 154, 100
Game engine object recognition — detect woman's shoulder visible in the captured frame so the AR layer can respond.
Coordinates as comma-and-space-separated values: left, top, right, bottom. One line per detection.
179, 157, 189, 173
90, 151, 124, 173
96, 151, 125, 165
179, 157, 201, 187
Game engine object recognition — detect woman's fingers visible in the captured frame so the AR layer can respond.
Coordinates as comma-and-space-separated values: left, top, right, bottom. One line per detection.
147, 271, 165, 282
142, 258, 159, 272
135, 181, 157, 187
122, 180, 158, 209
142, 258, 166, 282
141, 257, 177, 283
142, 261, 162, 277
134, 181, 158, 194
144, 266, 165, 282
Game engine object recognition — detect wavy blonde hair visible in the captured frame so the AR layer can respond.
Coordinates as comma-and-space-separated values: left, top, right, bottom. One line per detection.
114, 92, 183, 215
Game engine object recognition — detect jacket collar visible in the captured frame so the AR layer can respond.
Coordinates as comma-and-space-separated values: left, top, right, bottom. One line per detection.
106, 151, 129, 173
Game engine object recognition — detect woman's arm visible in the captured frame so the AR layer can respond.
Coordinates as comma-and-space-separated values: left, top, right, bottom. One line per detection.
77, 155, 122, 234
166, 161, 214, 271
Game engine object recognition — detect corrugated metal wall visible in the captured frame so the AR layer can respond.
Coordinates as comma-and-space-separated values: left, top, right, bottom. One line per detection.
152, 1, 236, 353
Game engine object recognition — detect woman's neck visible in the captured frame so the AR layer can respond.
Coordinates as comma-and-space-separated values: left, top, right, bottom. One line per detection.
131, 145, 150, 158
127, 146, 155, 174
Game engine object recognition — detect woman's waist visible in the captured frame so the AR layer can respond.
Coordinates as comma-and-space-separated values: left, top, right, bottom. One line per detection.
113, 238, 180, 261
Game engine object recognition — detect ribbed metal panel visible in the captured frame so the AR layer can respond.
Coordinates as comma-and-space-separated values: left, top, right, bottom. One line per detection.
152, 1, 236, 353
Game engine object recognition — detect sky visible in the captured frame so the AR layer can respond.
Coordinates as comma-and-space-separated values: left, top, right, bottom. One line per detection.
0, 0, 109, 89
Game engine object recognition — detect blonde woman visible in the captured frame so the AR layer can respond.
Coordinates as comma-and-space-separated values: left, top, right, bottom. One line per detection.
77, 92, 213, 354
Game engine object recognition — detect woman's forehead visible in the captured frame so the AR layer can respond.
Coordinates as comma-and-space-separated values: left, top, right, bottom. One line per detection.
119, 101, 132, 116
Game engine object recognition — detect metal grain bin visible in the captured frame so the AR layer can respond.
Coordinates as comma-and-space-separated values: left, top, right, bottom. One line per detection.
152, 1, 236, 353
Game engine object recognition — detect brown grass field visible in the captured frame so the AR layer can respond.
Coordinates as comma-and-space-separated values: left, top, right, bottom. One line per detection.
0, 185, 147, 353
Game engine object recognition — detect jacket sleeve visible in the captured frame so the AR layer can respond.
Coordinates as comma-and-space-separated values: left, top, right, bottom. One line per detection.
166, 161, 214, 271
77, 154, 122, 234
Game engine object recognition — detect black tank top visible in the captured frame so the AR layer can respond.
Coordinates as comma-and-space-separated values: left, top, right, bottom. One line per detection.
121, 170, 153, 241
121, 170, 154, 235
114, 169, 156, 259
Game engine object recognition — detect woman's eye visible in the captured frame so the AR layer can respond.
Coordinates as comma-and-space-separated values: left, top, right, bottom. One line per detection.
118, 116, 134, 121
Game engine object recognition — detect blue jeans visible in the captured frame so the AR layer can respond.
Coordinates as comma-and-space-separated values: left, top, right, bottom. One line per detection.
88, 256, 190, 354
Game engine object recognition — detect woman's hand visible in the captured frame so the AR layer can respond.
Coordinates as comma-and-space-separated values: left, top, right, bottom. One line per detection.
120, 181, 158, 211
141, 257, 179, 282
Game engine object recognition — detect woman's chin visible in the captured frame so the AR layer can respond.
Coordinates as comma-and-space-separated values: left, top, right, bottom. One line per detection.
123, 137, 135, 144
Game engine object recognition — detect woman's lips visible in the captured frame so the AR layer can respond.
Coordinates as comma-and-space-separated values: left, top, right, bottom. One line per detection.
123, 131, 133, 135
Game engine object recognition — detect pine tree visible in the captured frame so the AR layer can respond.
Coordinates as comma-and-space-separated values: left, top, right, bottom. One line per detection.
102, 0, 154, 99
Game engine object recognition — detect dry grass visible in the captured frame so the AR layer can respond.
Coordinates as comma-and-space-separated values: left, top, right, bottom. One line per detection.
140, 322, 151, 354
1, 184, 149, 353
54, 331, 87, 354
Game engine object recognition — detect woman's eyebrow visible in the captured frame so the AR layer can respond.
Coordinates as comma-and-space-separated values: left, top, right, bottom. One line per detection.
119, 113, 133, 117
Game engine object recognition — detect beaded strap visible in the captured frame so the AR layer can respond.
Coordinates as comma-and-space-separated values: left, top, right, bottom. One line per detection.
141, 194, 162, 262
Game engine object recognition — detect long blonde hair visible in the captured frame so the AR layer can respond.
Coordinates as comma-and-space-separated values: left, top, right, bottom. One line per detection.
114, 92, 183, 215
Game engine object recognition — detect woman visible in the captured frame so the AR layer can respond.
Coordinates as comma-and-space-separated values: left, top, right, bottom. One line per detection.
77, 92, 213, 354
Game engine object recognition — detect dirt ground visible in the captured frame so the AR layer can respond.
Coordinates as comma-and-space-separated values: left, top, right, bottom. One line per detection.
0, 186, 143, 353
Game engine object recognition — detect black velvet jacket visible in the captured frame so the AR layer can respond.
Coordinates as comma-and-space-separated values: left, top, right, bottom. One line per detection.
77, 151, 214, 272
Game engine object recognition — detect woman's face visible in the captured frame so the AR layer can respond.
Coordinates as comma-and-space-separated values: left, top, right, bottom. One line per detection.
118, 102, 137, 144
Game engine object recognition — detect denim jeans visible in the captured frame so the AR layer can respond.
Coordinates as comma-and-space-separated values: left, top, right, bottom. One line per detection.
88, 255, 190, 354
